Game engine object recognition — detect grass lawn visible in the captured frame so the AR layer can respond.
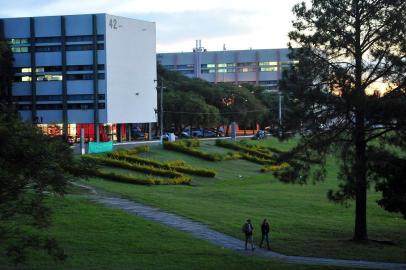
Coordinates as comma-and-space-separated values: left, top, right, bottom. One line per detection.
83, 137, 406, 263
0, 194, 347, 270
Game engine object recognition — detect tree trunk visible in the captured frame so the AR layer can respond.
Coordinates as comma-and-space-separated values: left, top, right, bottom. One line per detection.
353, 1, 367, 241
353, 113, 367, 240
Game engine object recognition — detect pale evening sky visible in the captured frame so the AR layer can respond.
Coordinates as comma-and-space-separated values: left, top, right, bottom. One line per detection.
0, 0, 310, 53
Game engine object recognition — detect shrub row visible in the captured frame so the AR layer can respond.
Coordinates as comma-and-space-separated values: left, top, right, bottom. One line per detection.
107, 152, 216, 177
116, 145, 150, 156
240, 153, 275, 165
82, 155, 183, 178
163, 141, 222, 161
91, 170, 191, 185
182, 139, 201, 147
215, 140, 276, 161
260, 162, 290, 172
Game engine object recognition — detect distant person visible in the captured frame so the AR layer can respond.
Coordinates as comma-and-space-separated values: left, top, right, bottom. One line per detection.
242, 219, 255, 251
259, 219, 270, 250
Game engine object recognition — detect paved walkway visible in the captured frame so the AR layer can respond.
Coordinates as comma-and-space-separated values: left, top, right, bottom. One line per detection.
81, 191, 406, 270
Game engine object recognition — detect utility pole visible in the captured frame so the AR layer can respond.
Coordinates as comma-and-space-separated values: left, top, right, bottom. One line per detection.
155, 79, 166, 138
160, 79, 164, 137
278, 91, 282, 137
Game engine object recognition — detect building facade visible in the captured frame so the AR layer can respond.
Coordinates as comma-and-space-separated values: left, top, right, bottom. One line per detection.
0, 14, 157, 141
157, 41, 294, 92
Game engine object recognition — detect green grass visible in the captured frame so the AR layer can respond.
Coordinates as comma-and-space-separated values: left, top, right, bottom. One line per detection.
0, 195, 347, 270
83, 138, 406, 263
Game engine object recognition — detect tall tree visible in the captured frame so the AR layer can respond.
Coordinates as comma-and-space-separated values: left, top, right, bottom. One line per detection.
279, 0, 406, 240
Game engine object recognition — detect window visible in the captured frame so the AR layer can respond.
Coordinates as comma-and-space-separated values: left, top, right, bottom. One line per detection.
36, 37, 61, 43
217, 63, 227, 68
21, 68, 32, 73
179, 70, 194, 75
8, 38, 29, 45
17, 102, 105, 111
239, 67, 257, 72
66, 73, 105, 80
259, 61, 278, 66
260, 67, 278, 72
36, 75, 63, 81
237, 62, 256, 67
14, 76, 32, 82
11, 47, 29, 53
36, 46, 60, 52
14, 94, 105, 102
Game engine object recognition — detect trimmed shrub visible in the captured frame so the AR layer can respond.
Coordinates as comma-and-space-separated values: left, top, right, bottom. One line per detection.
223, 152, 242, 160
82, 155, 182, 178
261, 162, 290, 172
183, 139, 201, 147
163, 141, 222, 161
216, 140, 276, 161
91, 170, 191, 185
107, 152, 216, 177
240, 153, 274, 165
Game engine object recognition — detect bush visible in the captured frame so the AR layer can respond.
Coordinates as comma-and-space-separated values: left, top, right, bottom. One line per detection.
261, 162, 290, 172
216, 140, 276, 161
240, 153, 275, 165
163, 141, 222, 161
107, 152, 216, 177
91, 170, 191, 185
182, 139, 201, 147
82, 155, 182, 178
223, 152, 242, 160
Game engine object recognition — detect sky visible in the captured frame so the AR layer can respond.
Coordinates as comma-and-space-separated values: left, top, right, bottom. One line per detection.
0, 0, 309, 53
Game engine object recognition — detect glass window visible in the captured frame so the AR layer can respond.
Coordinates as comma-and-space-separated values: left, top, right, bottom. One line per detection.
36, 74, 63, 81
259, 61, 278, 66
207, 64, 216, 68
21, 68, 32, 73
217, 63, 227, 68
260, 67, 278, 72
36, 37, 61, 43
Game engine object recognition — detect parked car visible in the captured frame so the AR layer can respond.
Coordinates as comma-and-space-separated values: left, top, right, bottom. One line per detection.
183, 128, 216, 138
252, 130, 266, 140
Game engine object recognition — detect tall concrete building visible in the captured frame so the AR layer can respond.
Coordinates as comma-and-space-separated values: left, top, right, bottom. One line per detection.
0, 14, 157, 141
157, 41, 294, 92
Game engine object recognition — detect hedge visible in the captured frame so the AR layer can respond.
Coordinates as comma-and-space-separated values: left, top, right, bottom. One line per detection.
107, 152, 216, 177
260, 162, 290, 172
240, 153, 275, 165
163, 141, 222, 161
90, 170, 191, 185
82, 155, 183, 178
215, 140, 276, 161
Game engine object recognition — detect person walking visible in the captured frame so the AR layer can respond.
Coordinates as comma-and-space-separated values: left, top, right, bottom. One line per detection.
259, 218, 270, 250
242, 219, 255, 251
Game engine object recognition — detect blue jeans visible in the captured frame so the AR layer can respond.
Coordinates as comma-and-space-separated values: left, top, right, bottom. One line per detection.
245, 234, 254, 250
260, 234, 270, 249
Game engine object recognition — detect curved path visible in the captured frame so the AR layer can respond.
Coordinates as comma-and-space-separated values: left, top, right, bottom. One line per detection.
71, 183, 406, 270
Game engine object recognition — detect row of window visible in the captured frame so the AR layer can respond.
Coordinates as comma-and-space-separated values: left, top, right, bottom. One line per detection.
200, 67, 278, 73
163, 61, 297, 70
18, 103, 106, 111
8, 35, 104, 45
14, 65, 105, 74
14, 73, 105, 82
11, 44, 104, 53
14, 94, 105, 102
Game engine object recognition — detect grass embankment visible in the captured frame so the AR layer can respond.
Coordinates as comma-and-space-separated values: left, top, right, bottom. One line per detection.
0, 194, 345, 270
84, 138, 406, 263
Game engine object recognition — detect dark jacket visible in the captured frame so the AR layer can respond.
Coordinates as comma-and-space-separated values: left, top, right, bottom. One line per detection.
243, 223, 254, 235
261, 222, 269, 235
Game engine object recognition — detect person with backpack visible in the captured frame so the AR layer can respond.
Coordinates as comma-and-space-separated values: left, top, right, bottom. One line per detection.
259, 218, 270, 250
242, 219, 255, 251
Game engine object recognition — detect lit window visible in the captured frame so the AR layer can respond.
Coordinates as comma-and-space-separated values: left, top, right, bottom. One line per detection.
36, 67, 45, 73
218, 68, 227, 73
21, 68, 32, 73
37, 75, 63, 81
217, 63, 227, 68
227, 63, 236, 67
22, 76, 32, 82
260, 67, 278, 72
259, 61, 278, 66
207, 64, 216, 68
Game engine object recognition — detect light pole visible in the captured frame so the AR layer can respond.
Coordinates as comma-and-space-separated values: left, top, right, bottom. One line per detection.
278, 90, 282, 137
155, 79, 166, 137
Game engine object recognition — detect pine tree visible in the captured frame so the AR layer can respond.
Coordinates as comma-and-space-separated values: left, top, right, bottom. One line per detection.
279, 0, 406, 240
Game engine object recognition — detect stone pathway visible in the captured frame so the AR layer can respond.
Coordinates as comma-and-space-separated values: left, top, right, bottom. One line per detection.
88, 195, 406, 270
